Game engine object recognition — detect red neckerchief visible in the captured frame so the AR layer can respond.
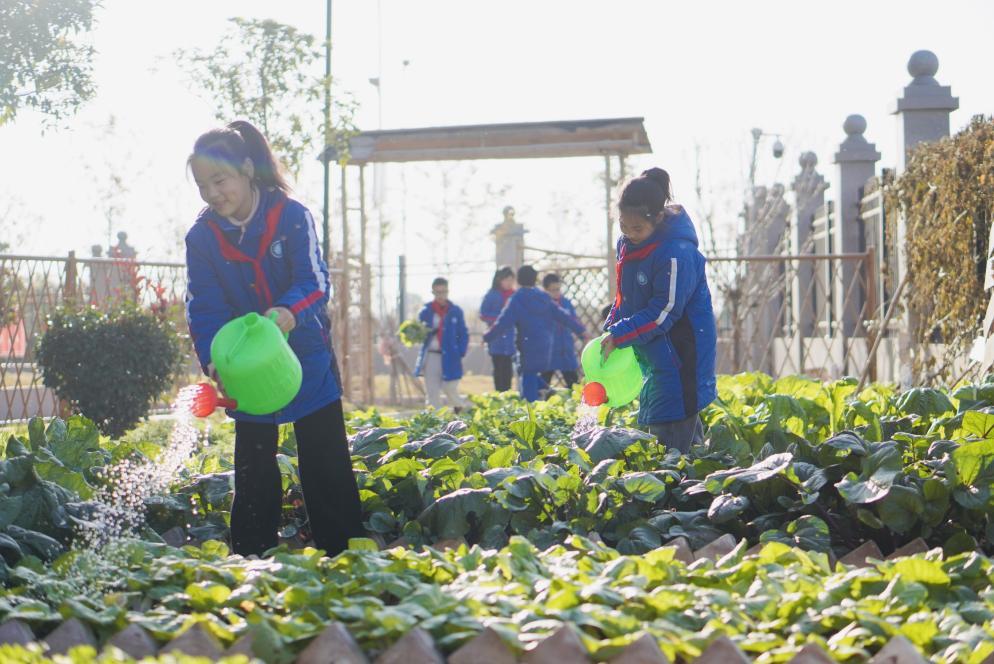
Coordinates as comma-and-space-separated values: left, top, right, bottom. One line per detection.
614, 240, 660, 309
500, 288, 514, 304
431, 300, 449, 346
206, 199, 285, 309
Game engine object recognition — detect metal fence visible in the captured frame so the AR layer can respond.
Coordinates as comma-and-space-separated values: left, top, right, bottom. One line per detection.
531, 251, 882, 382
1, 253, 190, 422
0, 253, 372, 423
1, 247, 884, 422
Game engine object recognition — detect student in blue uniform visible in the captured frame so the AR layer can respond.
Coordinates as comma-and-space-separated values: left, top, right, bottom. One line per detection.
480, 266, 516, 391
602, 168, 717, 453
185, 120, 364, 557
414, 277, 469, 411
484, 265, 586, 402
541, 273, 582, 389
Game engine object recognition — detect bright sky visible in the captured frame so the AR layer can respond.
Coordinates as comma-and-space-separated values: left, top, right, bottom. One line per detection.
3, 0, 993, 314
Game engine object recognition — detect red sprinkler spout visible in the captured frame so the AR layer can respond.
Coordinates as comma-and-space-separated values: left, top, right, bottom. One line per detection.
582, 381, 608, 407
190, 382, 237, 417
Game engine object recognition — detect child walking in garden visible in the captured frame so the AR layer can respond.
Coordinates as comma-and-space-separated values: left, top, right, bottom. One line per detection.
541, 273, 582, 390
184, 120, 364, 557
414, 277, 469, 411
602, 168, 717, 453
484, 265, 586, 402
480, 266, 516, 392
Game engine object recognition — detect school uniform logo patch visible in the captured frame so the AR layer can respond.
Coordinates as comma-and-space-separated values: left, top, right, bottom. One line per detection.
637, 270, 648, 285
269, 240, 284, 259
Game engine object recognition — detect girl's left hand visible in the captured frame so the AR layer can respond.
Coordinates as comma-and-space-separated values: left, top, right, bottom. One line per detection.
601, 335, 616, 363
265, 307, 296, 334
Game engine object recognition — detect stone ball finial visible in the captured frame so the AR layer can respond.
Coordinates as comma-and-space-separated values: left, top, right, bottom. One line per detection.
843, 114, 867, 136
908, 50, 939, 78
799, 151, 818, 169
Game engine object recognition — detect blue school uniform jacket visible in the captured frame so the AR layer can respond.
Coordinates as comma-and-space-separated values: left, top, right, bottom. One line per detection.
414, 301, 469, 382
549, 295, 581, 372
483, 287, 585, 374
185, 188, 341, 423
604, 206, 717, 425
480, 288, 516, 357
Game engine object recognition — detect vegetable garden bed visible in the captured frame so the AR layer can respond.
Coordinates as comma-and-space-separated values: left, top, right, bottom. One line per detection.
2, 373, 994, 661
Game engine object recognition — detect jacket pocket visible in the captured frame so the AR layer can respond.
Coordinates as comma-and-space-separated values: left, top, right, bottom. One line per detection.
664, 335, 682, 369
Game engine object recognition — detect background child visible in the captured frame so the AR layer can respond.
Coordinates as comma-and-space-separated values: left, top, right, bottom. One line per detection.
484, 265, 586, 402
480, 266, 516, 392
602, 168, 717, 453
541, 272, 582, 389
414, 277, 469, 411
185, 120, 364, 557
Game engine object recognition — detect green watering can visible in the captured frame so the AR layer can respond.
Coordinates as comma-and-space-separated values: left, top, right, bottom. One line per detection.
209, 311, 303, 415
580, 333, 643, 408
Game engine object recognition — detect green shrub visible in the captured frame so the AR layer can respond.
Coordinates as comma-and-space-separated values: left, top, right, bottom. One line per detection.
36, 306, 182, 437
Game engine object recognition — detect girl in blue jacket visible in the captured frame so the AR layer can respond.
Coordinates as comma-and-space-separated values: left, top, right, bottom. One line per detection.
185, 120, 364, 557
602, 168, 717, 453
480, 266, 516, 391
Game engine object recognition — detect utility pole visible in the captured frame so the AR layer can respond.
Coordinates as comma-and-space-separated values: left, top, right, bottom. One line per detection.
321, 0, 333, 262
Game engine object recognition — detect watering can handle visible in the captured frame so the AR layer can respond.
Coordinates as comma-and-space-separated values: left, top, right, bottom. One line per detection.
267, 310, 290, 340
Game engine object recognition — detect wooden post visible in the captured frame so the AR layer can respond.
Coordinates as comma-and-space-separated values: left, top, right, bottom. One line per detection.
339, 166, 351, 401
362, 263, 374, 404
63, 251, 77, 307
863, 247, 878, 382
605, 155, 614, 302
359, 165, 372, 404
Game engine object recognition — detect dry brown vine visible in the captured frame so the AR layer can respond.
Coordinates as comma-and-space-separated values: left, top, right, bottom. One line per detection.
886, 116, 994, 382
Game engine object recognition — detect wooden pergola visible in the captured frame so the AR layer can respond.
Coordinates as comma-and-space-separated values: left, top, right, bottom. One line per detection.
319, 117, 652, 403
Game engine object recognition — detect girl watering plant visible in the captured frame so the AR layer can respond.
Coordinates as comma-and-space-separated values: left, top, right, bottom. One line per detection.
184, 120, 364, 557
601, 168, 717, 453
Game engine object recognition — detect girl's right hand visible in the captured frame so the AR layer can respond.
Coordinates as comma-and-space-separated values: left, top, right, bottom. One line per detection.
601, 335, 616, 363
207, 363, 228, 397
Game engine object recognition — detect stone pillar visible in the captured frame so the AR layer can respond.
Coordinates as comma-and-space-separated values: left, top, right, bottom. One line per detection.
491, 205, 526, 270
833, 115, 880, 338
892, 50, 957, 386
791, 152, 828, 339
892, 50, 959, 173
746, 185, 790, 373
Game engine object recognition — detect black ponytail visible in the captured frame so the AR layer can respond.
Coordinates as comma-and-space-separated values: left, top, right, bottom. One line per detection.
188, 120, 291, 193
619, 167, 673, 223
491, 265, 514, 290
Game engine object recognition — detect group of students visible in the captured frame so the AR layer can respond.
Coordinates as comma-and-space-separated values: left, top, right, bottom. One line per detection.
183, 120, 716, 558
479, 266, 585, 400
411, 264, 586, 409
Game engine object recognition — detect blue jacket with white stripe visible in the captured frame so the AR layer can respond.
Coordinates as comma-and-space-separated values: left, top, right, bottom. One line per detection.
549, 294, 581, 372
604, 206, 717, 425
185, 187, 341, 423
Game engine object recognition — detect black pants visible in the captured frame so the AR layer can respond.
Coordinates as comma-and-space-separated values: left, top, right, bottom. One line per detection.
492, 354, 513, 392
541, 370, 579, 390
231, 399, 364, 557
647, 413, 705, 455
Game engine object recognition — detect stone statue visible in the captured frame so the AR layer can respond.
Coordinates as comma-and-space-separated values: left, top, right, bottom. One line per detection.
109, 231, 136, 260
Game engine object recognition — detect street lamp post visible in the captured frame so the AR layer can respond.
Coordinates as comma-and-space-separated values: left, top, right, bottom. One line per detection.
748, 127, 785, 192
